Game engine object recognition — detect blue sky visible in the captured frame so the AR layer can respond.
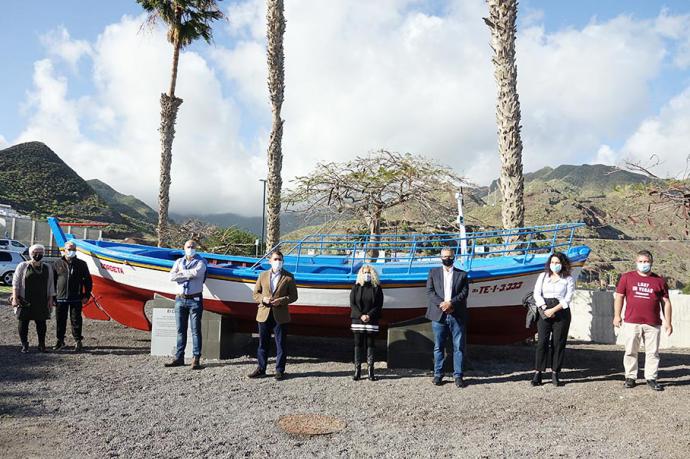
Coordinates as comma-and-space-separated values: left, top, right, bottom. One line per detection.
2, 0, 690, 215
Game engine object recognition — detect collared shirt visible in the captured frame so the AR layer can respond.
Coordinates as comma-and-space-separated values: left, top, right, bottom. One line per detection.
170, 255, 207, 295
270, 269, 282, 294
533, 273, 575, 309
443, 266, 454, 302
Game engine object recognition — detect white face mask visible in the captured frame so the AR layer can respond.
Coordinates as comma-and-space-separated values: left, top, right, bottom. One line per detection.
65, 249, 77, 258
550, 263, 562, 274
637, 262, 651, 273
363, 273, 372, 283
271, 260, 283, 271
185, 248, 196, 257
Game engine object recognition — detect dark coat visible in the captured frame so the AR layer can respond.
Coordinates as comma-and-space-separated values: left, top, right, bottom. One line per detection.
54, 257, 92, 302
350, 283, 384, 324
425, 266, 469, 323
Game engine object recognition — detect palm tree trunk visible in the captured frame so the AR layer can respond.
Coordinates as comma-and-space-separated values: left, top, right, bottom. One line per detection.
265, 0, 286, 251
485, 0, 525, 235
157, 37, 183, 247
168, 36, 181, 97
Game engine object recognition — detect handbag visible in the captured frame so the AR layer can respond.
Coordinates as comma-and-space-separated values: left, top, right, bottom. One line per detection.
7, 296, 29, 317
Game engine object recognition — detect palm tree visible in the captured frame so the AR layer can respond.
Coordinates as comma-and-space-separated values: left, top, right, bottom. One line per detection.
484, 0, 525, 233
138, 0, 224, 246
265, 0, 286, 251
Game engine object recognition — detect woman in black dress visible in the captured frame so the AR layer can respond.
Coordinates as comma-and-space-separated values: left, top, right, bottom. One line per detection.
350, 264, 384, 381
11, 244, 55, 353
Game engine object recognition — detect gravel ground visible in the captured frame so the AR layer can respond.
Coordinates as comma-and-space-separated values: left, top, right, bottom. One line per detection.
1, 293, 689, 458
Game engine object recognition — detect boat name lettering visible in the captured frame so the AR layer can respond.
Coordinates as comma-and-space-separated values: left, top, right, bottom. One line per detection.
101, 262, 124, 274
472, 281, 523, 295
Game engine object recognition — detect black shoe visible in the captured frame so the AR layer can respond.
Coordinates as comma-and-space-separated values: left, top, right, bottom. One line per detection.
646, 380, 664, 391
191, 357, 203, 370
353, 365, 361, 381
433, 376, 443, 386
624, 378, 636, 389
455, 377, 466, 388
248, 368, 266, 379
552, 372, 562, 387
367, 363, 377, 381
20, 344, 29, 353
531, 371, 542, 387
164, 359, 185, 367
74, 341, 83, 352
53, 341, 65, 351
274, 371, 285, 381
38, 343, 46, 353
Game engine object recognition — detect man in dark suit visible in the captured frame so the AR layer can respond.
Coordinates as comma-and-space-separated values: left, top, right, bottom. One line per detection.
248, 250, 298, 380
426, 247, 469, 387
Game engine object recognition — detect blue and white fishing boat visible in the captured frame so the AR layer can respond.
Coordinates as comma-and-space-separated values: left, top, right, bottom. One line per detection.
48, 217, 589, 344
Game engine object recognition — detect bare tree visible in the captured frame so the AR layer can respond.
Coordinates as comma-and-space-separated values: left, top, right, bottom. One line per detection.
622, 155, 690, 229
284, 150, 468, 258
265, 0, 286, 251
484, 0, 525, 234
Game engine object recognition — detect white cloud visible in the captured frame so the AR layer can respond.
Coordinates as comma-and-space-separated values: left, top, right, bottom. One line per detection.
40, 26, 92, 70
11, 1, 690, 219
594, 144, 616, 165
217, 0, 682, 186
611, 86, 690, 178
0, 134, 8, 149
16, 15, 263, 216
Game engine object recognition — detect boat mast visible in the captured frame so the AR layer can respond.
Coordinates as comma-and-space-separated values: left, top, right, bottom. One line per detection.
456, 189, 467, 264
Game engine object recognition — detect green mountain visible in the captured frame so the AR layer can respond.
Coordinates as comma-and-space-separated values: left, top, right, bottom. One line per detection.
87, 179, 158, 224
169, 211, 303, 237
0, 142, 122, 223
487, 164, 653, 194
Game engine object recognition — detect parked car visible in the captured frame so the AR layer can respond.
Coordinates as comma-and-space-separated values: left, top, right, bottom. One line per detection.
0, 239, 28, 254
0, 250, 26, 285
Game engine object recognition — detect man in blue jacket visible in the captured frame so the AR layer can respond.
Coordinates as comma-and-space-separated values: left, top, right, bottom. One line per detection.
426, 247, 469, 388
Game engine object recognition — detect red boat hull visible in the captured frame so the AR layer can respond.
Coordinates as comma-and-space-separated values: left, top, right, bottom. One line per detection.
86, 276, 534, 344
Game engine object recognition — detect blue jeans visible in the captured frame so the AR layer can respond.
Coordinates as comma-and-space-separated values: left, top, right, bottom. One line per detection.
432, 314, 465, 378
174, 298, 203, 360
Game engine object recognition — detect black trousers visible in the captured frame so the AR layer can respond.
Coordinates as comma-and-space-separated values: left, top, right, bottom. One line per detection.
257, 311, 288, 372
56, 301, 83, 342
535, 308, 571, 372
353, 333, 375, 364
19, 320, 47, 346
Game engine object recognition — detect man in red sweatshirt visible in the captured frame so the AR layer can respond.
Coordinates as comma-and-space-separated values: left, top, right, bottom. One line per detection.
613, 250, 673, 391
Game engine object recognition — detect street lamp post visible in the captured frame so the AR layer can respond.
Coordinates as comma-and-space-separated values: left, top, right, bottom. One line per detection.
259, 178, 267, 253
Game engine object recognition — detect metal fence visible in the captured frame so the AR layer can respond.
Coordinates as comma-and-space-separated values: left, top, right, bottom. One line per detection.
0, 217, 103, 249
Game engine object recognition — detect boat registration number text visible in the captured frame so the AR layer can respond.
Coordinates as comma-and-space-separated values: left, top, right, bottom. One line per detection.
472, 281, 523, 295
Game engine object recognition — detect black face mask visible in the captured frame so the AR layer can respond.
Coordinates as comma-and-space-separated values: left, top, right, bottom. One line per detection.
441, 258, 454, 267
32, 253, 44, 262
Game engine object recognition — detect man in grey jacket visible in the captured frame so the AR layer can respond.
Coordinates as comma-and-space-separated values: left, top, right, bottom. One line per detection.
426, 247, 469, 388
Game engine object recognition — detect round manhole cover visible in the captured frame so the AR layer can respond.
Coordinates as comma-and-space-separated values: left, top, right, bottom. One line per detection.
277, 414, 347, 436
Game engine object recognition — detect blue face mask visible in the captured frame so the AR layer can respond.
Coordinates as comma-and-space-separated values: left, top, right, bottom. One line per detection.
550, 263, 562, 274
637, 262, 651, 273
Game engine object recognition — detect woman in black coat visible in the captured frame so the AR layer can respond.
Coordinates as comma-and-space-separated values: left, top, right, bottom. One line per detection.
350, 264, 384, 381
